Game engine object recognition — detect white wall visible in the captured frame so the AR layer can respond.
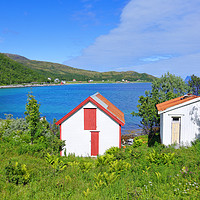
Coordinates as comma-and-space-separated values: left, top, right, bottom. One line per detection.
61, 101, 120, 156
161, 101, 200, 146
97, 108, 119, 155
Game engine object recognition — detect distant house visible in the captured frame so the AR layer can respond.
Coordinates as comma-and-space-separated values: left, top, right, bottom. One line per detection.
54, 78, 60, 83
61, 80, 66, 84
55, 92, 125, 156
156, 94, 200, 146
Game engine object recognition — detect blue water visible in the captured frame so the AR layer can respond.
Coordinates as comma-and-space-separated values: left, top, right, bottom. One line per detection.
0, 83, 151, 134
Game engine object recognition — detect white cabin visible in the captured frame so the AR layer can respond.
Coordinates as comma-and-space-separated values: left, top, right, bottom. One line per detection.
56, 92, 125, 156
157, 94, 200, 146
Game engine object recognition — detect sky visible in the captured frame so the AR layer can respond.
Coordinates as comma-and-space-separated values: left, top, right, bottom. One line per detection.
1, 0, 200, 78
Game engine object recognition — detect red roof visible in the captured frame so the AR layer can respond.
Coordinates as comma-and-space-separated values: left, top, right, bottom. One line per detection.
156, 94, 200, 112
55, 92, 125, 126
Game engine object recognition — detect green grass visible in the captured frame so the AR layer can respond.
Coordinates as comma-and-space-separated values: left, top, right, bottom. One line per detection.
0, 135, 200, 199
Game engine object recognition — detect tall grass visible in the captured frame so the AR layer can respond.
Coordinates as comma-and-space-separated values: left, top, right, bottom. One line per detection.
0, 134, 200, 199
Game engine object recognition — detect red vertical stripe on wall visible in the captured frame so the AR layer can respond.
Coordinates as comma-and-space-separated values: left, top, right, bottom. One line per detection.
119, 125, 121, 148
91, 131, 99, 156
84, 108, 96, 130
60, 124, 62, 156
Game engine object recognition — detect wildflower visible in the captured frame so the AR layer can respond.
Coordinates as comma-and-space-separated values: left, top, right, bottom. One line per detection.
179, 183, 181, 185
196, 186, 198, 188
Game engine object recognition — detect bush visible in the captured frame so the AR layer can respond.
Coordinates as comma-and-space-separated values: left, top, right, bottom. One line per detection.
147, 149, 175, 165
5, 161, 30, 185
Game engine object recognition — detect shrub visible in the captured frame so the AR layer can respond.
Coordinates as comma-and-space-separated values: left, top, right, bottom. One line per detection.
94, 172, 119, 189
147, 149, 175, 165
132, 137, 143, 148
45, 153, 66, 174
5, 161, 30, 185
95, 154, 115, 167
105, 147, 120, 155
109, 160, 131, 173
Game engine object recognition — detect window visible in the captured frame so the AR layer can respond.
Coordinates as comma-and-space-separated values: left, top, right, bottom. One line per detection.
172, 117, 180, 122
84, 108, 96, 130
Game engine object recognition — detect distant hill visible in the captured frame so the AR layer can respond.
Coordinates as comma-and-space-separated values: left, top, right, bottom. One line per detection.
0, 53, 46, 85
1, 53, 157, 84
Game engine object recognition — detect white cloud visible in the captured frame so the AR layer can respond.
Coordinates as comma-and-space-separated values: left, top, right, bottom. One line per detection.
64, 0, 200, 77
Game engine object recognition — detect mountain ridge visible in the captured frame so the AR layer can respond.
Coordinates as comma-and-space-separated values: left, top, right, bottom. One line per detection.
1, 53, 157, 84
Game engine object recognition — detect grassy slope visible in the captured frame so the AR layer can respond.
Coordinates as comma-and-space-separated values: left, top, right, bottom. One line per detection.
0, 53, 46, 85
3, 53, 156, 82
0, 135, 200, 199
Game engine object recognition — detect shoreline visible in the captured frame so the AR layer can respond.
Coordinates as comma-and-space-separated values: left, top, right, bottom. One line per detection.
0, 83, 65, 89
0, 81, 151, 89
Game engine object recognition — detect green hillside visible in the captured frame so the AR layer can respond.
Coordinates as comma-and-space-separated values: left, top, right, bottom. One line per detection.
3, 53, 156, 82
0, 53, 46, 85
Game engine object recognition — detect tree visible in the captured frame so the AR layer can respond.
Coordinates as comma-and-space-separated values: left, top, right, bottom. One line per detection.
132, 72, 190, 136
188, 74, 200, 96
24, 93, 41, 144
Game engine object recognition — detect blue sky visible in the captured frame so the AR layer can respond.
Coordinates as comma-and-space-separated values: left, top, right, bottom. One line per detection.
1, 0, 200, 78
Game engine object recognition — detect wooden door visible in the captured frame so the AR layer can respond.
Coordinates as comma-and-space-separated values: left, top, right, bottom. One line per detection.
91, 131, 99, 156
171, 117, 180, 144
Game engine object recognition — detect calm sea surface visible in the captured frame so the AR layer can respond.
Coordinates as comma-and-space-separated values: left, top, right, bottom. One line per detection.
0, 83, 151, 134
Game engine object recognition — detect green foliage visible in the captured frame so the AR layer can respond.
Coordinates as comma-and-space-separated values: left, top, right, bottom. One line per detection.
109, 160, 131, 173
147, 149, 175, 165
95, 154, 115, 166
105, 146, 120, 155
45, 153, 66, 173
0, 53, 46, 85
25, 93, 41, 144
0, 135, 200, 199
78, 161, 94, 173
5, 161, 30, 185
94, 172, 119, 189
188, 74, 200, 96
132, 137, 143, 148
132, 72, 189, 135
1, 116, 200, 200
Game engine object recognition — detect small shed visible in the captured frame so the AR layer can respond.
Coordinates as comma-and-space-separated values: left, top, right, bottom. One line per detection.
55, 92, 125, 156
156, 94, 200, 146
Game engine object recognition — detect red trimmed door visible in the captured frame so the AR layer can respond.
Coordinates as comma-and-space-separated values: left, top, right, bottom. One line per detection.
91, 131, 99, 156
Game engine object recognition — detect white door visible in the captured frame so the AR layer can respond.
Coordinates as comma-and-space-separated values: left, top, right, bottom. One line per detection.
171, 117, 181, 144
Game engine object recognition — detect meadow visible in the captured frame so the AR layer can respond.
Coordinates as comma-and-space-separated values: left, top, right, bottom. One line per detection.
0, 116, 200, 199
